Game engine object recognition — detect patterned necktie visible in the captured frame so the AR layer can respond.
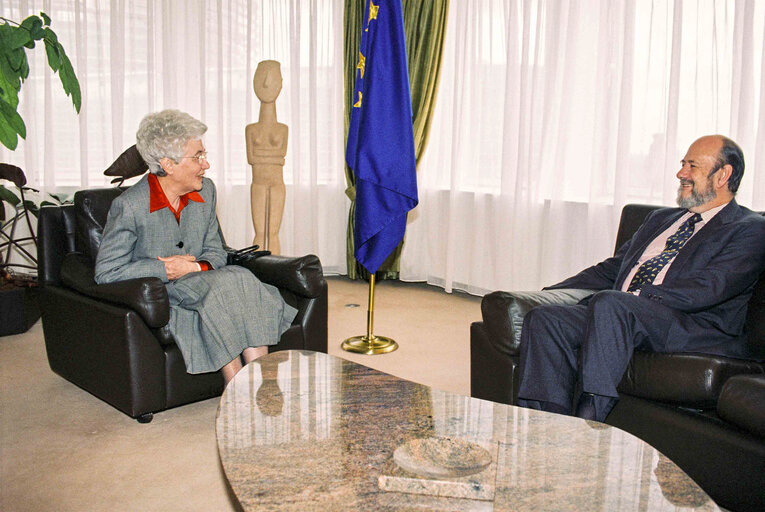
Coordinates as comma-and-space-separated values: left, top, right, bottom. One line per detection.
627, 213, 703, 292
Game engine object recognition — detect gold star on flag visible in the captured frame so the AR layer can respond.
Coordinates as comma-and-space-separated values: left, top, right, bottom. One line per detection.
357, 52, 366, 79
368, 1, 379, 23
353, 91, 363, 108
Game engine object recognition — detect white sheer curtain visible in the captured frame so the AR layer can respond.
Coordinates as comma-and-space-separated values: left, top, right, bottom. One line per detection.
5, 1, 765, 287
401, 0, 765, 294
1, 0, 348, 273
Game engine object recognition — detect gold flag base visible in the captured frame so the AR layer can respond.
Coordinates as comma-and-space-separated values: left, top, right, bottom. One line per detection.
342, 335, 398, 355
341, 273, 398, 355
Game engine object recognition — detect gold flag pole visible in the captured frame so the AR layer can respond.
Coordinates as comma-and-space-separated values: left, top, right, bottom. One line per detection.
342, 274, 398, 354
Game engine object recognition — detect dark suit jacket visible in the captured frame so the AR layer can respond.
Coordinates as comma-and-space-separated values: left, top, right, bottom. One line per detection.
548, 200, 765, 358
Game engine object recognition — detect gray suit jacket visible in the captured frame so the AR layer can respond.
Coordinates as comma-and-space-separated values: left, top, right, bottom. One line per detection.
94, 174, 227, 304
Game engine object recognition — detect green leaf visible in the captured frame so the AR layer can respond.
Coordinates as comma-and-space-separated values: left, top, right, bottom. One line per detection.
19, 16, 36, 32
9, 26, 31, 49
58, 52, 81, 112
41, 12, 51, 26
18, 51, 29, 79
27, 18, 45, 41
8, 47, 25, 72
0, 56, 21, 91
23, 39, 35, 49
0, 72, 20, 109
47, 193, 69, 203
0, 116, 19, 150
44, 39, 60, 72
31, 25, 45, 40
0, 34, 8, 59
43, 27, 58, 45
0, 97, 26, 138
22, 199, 40, 216
40, 200, 56, 208
19, 16, 43, 38
0, 184, 21, 206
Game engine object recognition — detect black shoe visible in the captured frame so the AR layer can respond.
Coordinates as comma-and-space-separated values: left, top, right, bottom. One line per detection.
574, 393, 598, 421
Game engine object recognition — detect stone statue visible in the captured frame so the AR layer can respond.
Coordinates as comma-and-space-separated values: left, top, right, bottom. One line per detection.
246, 60, 288, 254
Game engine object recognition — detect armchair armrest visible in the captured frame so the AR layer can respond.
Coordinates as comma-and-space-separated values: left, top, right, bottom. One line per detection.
482, 288, 595, 354
60, 252, 170, 328
717, 373, 765, 439
234, 254, 325, 298
618, 352, 765, 407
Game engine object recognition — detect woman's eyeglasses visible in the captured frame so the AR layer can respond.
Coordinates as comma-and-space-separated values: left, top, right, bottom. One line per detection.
179, 151, 208, 164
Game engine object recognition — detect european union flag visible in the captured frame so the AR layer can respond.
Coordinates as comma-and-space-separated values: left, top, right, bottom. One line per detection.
346, 0, 419, 274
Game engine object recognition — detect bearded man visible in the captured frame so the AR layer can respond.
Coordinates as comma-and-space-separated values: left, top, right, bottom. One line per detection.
516, 135, 765, 422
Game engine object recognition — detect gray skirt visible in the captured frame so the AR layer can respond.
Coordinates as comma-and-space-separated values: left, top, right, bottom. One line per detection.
167, 265, 297, 374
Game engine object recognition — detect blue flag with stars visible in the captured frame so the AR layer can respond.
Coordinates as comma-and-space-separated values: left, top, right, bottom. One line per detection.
346, 0, 418, 274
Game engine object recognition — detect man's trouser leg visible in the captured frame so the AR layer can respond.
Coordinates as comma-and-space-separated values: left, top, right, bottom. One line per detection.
578, 290, 678, 420
517, 303, 587, 414
517, 291, 681, 420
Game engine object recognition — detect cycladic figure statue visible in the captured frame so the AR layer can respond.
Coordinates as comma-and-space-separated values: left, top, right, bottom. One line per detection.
246, 60, 288, 254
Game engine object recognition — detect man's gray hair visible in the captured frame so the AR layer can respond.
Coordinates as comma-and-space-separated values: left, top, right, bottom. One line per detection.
136, 109, 207, 176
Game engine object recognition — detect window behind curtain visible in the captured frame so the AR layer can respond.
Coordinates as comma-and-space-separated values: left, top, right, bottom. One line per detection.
0, 0, 347, 269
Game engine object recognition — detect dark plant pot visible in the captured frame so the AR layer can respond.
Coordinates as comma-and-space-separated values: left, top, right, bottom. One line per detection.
0, 284, 41, 336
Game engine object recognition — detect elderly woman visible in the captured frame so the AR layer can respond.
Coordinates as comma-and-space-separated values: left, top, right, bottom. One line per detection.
95, 109, 296, 384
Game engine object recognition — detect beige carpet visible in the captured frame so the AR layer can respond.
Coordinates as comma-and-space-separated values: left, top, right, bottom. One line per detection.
0, 277, 481, 511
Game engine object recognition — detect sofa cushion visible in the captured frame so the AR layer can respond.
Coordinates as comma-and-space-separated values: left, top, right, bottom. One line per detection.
716, 374, 765, 438
618, 352, 765, 408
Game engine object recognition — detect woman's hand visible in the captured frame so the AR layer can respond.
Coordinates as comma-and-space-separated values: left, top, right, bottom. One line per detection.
158, 254, 199, 280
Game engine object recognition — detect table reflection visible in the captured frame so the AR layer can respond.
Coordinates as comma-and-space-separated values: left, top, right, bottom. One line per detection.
218, 350, 336, 448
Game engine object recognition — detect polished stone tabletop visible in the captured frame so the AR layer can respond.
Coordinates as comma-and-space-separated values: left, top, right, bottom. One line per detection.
216, 350, 718, 511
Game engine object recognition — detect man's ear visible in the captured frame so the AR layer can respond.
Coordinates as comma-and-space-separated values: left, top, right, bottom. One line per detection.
715, 164, 733, 190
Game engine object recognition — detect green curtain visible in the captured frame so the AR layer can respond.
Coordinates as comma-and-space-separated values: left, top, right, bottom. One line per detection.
343, 0, 449, 280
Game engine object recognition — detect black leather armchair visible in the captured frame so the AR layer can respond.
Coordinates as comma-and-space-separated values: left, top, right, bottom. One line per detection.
471, 204, 765, 512
38, 187, 328, 423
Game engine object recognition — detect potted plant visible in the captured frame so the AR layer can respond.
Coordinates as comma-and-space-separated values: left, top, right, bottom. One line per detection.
0, 164, 71, 335
0, 12, 80, 335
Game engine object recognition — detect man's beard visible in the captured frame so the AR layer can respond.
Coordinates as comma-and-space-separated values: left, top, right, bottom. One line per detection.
676, 177, 716, 209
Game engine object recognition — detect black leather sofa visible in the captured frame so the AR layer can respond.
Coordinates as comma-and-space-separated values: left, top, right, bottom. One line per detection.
37, 187, 328, 423
471, 204, 765, 512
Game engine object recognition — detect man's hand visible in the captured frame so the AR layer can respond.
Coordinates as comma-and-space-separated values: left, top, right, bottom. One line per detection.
158, 254, 199, 280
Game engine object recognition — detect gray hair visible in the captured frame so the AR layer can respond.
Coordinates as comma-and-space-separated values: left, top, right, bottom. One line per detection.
135, 109, 207, 176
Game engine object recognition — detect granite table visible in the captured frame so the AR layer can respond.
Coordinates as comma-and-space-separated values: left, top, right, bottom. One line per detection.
216, 350, 718, 511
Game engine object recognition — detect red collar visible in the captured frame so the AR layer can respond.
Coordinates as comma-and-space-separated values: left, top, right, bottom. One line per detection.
147, 173, 204, 222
